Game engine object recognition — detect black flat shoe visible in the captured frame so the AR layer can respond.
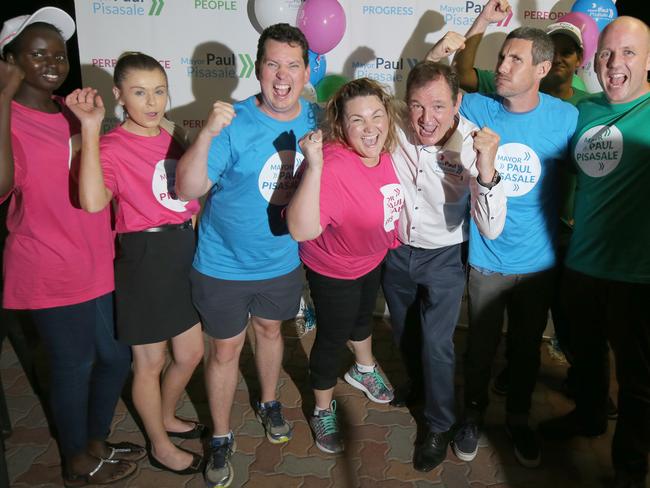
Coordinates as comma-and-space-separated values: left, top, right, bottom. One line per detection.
165, 419, 206, 439
147, 448, 204, 475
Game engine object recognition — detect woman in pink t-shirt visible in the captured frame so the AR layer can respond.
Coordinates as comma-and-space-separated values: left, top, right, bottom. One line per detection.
286, 78, 404, 454
0, 7, 139, 486
66, 52, 204, 475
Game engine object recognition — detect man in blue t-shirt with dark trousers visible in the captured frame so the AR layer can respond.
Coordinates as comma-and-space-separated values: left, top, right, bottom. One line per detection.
430, 0, 578, 469
176, 24, 318, 488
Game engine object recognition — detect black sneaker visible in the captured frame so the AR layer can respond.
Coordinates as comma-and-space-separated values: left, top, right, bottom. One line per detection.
506, 423, 540, 468
538, 410, 607, 440
452, 422, 479, 462
205, 434, 235, 488
413, 430, 450, 472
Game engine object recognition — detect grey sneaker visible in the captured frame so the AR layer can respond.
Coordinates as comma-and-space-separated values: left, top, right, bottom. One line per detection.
309, 401, 343, 454
255, 400, 293, 444
205, 434, 234, 488
344, 364, 394, 403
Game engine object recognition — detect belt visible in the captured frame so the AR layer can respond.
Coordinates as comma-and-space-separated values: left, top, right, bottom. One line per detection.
140, 220, 193, 233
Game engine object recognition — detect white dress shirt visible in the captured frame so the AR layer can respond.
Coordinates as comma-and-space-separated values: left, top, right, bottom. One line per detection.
392, 115, 506, 249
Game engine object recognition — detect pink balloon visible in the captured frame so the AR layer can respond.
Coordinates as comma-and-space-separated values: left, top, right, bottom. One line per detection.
557, 12, 599, 66
297, 0, 346, 55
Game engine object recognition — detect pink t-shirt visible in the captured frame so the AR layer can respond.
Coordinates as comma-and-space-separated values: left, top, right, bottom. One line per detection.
100, 126, 199, 233
299, 143, 404, 279
2, 98, 114, 310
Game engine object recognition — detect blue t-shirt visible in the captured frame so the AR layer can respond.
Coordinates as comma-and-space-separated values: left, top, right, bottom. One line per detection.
194, 96, 319, 280
460, 92, 578, 274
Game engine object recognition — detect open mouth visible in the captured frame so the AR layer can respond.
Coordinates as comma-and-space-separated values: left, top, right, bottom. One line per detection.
608, 73, 627, 87
42, 73, 60, 82
418, 124, 438, 138
274, 83, 291, 98
361, 134, 380, 147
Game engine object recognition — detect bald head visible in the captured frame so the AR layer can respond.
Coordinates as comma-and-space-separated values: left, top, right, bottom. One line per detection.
600, 16, 650, 50
595, 16, 650, 104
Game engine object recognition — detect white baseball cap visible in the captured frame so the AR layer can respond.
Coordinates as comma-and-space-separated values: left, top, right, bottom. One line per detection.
0, 7, 75, 56
546, 21, 584, 51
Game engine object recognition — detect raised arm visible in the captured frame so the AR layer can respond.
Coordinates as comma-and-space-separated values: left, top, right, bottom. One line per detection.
452, 0, 511, 92
66, 88, 113, 212
469, 126, 506, 239
0, 60, 24, 197
286, 130, 324, 242
175, 101, 234, 200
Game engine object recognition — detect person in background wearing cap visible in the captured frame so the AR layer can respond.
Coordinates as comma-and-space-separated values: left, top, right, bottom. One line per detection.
539, 16, 650, 488
0, 7, 141, 486
429, 0, 617, 417
424, 0, 578, 468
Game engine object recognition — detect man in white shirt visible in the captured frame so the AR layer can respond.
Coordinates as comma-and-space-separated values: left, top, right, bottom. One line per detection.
383, 61, 506, 472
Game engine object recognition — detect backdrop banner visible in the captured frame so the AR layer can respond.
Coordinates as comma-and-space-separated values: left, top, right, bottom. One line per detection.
74, 0, 582, 137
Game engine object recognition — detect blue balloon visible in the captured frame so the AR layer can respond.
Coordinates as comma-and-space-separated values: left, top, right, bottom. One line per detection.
571, 0, 617, 32
308, 50, 327, 86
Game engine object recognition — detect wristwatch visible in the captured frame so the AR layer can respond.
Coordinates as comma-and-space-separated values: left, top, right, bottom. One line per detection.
477, 171, 501, 189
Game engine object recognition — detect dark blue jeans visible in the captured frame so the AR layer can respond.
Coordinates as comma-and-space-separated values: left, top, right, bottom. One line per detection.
382, 244, 466, 433
30, 293, 131, 457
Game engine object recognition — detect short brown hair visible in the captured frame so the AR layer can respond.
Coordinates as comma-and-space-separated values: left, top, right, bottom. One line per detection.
255, 23, 309, 76
406, 61, 460, 103
324, 78, 398, 153
506, 27, 554, 64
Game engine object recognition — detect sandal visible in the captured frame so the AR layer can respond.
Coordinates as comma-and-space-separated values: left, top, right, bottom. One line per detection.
64, 458, 136, 487
165, 418, 206, 439
105, 441, 146, 462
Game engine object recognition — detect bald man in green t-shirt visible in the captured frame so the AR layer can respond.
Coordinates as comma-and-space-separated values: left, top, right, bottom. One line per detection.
538, 17, 650, 488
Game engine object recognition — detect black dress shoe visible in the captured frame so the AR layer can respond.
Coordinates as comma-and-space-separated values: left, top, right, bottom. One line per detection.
148, 448, 204, 475
413, 430, 450, 472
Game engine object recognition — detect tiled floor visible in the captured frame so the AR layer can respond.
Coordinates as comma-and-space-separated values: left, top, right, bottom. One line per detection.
1, 315, 635, 488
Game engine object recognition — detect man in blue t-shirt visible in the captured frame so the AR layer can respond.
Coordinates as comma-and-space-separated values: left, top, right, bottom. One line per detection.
176, 24, 318, 488
428, 9, 578, 468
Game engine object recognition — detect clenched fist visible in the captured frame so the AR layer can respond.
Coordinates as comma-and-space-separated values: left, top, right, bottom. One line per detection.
472, 127, 500, 184
427, 32, 467, 63
298, 129, 324, 170
203, 101, 235, 138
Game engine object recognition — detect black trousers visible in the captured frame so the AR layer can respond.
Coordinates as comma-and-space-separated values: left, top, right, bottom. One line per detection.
565, 269, 650, 478
306, 264, 382, 391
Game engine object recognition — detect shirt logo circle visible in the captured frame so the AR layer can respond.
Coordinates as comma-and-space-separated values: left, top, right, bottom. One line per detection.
573, 125, 623, 177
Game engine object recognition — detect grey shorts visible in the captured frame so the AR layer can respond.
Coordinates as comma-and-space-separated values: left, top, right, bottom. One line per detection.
190, 266, 303, 339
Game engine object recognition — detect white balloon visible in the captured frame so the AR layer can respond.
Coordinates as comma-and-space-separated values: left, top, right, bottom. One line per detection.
254, 0, 302, 30
577, 58, 603, 94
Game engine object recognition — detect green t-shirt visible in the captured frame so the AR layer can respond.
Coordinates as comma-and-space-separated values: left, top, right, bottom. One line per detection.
475, 68, 587, 228
566, 92, 650, 283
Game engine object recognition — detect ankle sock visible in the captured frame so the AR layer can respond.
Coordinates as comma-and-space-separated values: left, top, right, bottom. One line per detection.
356, 362, 375, 373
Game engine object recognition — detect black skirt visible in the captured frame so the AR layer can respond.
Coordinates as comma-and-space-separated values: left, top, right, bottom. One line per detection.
115, 227, 199, 345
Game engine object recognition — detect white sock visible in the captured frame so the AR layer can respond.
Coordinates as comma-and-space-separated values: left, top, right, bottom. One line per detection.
314, 405, 328, 416
213, 431, 233, 442
356, 362, 375, 373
